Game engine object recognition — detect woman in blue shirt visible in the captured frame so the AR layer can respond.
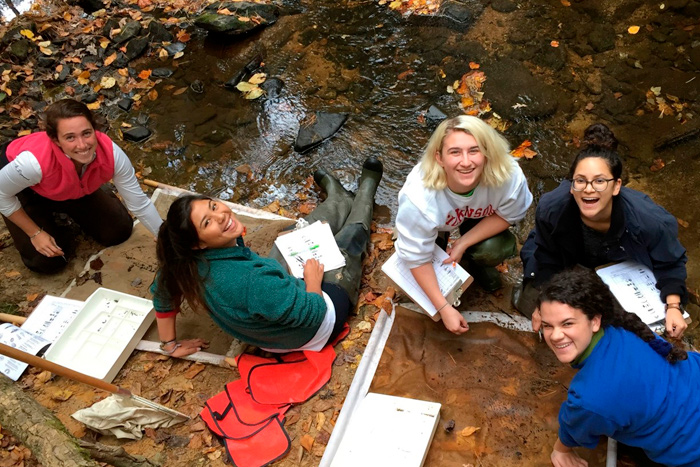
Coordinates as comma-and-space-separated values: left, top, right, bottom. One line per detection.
537, 268, 700, 467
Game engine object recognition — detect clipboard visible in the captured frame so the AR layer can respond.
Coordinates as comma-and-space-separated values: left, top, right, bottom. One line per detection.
596, 261, 690, 332
381, 244, 472, 320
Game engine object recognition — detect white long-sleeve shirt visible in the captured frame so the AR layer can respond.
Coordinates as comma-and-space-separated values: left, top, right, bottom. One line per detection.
0, 142, 162, 236
395, 160, 532, 268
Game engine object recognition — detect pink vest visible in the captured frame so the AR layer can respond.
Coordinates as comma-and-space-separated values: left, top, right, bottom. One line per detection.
6, 131, 115, 201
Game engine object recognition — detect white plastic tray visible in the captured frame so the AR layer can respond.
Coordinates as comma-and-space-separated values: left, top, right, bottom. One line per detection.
44, 288, 154, 382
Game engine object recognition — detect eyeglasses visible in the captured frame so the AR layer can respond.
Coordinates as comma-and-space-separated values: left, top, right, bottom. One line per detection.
570, 177, 616, 192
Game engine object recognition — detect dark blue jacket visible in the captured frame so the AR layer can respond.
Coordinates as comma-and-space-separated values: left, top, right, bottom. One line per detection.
521, 181, 687, 303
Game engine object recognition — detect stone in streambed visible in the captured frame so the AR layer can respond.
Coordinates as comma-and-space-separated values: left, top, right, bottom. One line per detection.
294, 112, 348, 153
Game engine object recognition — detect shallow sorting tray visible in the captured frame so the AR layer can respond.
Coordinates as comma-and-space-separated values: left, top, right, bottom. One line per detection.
44, 288, 154, 383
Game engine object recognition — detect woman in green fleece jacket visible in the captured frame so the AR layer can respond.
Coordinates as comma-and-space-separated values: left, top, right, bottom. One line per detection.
150, 157, 383, 357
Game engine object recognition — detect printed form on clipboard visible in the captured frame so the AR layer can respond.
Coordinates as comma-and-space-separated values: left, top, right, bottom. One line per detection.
274, 220, 346, 279
596, 260, 690, 330
381, 244, 473, 317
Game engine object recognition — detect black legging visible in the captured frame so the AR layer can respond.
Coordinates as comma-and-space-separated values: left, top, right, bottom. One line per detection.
0, 147, 134, 273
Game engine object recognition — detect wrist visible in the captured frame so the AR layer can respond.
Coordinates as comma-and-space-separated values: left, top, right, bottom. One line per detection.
29, 227, 43, 239
160, 339, 180, 355
665, 303, 684, 313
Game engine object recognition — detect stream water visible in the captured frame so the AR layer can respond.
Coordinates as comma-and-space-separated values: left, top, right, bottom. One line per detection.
114, 0, 698, 297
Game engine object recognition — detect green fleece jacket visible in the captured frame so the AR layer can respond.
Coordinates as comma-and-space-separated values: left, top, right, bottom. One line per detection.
151, 241, 327, 349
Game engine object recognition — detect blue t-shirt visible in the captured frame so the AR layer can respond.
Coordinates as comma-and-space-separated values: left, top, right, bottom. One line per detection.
559, 326, 700, 467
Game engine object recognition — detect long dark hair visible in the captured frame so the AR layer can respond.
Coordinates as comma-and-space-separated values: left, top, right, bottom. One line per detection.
537, 268, 687, 363
567, 123, 623, 180
44, 99, 102, 139
155, 195, 212, 314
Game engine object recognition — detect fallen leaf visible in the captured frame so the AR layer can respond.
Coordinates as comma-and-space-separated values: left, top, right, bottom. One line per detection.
86, 102, 100, 110
628, 25, 640, 35
238, 16, 251, 22
39, 46, 53, 56
301, 434, 315, 452
315, 412, 326, 431
104, 52, 117, 66
99, 37, 110, 49
677, 218, 689, 228
397, 69, 414, 80
370, 232, 393, 250
176, 30, 191, 42
17, 129, 31, 137
217, 8, 233, 15
561, 0, 571, 5
243, 87, 264, 100
173, 51, 184, 60
5, 271, 21, 278
77, 70, 91, 85
50, 389, 73, 401
100, 76, 116, 89
184, 363, 206, 379
459, 426, 481, 437
26, 292, 39, 302
469, 62, 480, 69
248, 72, 267, 84
138, 69, 152, 80
20, 29, 34, 39
585, 102, 595, 111
173, 87, 188, 96
36, 371, 52, 383
148, 89, 158, 101
159, 48, 169, 58
510, 140, 537, 159
550, 40, 559, 48
649, 158, 665, 172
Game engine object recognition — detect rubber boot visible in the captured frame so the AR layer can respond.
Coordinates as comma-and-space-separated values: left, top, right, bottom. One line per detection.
463, 229, 517, 292
268, 170, 353, 267
324, 156, 383, 304
512, 280, 539, 319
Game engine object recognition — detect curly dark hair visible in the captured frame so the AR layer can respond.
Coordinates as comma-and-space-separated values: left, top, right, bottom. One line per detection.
155, 195, 212, 314
567, 123, 623, 181
536, 267, 687, 363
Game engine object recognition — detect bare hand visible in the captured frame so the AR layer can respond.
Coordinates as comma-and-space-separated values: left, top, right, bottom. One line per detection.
665, 307, 687, 339
303, 258, 324, 291
31, 231, 63, 258
169, 338, 209, 358
531, 308, 542, 333
439, 306, 469, 335
551, 448, 588, 467
443, 240, 469, 266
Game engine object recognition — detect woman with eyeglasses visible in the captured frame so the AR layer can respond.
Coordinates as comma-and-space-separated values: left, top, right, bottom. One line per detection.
518, 123, 688, 338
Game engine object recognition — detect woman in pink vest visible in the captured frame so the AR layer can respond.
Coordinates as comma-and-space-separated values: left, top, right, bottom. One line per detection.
0, 99, 162, 273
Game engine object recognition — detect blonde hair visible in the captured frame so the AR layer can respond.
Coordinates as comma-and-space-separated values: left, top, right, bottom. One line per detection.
420, 115, 515, 190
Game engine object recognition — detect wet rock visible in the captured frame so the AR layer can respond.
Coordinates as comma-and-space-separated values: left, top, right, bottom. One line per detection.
113, 21, 142, 45
125, 36, 149, 61
1, 23, 37, 48
486, 59, 559, 120
224, 55, 264, 88
151, 68, 174, 79
426, 105, 447, 122
583, 74, 603, 95
136, 113, 149, 126
588, 23, 616, 53
195, 2, 279, 35
261, 78, 284, 98
148, 21, 173, 43
294, 112, 348, 153
190, 80, 205, 94
117, 98, 133, 112
102, 18, 120, 38
113, 53, 130, 69
601, 91, 642, 121
531, 42, 566, 71
56, 64, 71, 82
75, 0, 105, 13
9, 39, 31, 60
668, 29, 690, 47
426, 0, 485, 31
81, 91, 98, 104
650, 29, 668, 43
164, 42, 186, 56
491, 0, 517, 13
36, 56, 57, 69
123, 126, 151, 142
192, 106, 218, 127
654, 42, 679, 62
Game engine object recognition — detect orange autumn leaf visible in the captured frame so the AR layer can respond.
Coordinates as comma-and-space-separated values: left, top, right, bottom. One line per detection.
176, 30, 191, 42
138, 69, 152, 80
173, 87, 188, 96
104, 52, 118, 66
550, 40, 560, 47
561, 0, 571, 5
649, 158, 665, 172
677, 217, 689, 228
468, 62, 480, 70
397, 69, 414, 80
511, 140, 538, 159
148, 89, 158, 101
